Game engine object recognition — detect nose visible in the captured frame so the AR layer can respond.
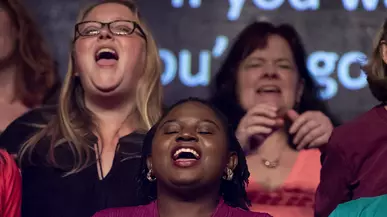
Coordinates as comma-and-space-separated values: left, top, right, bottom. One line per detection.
176, 131, 198, 143
98, 26, 113, 40
262, 63, 279, 79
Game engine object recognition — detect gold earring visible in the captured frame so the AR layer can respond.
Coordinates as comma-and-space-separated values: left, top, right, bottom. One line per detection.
222, 168, 234, 181
146, 169, 156, 182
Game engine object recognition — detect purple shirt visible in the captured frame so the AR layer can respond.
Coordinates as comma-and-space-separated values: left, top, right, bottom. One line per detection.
315, 105, 387, 217
93, 199, 272, 217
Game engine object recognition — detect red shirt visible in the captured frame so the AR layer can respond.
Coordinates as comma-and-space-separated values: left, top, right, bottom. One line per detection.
0, 149, 21, 217
315, 105, 387, 217
92, 199, 272, 217
248, 149, 321, 217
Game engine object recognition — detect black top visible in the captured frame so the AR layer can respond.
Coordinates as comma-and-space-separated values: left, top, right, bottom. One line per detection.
0, 106, 148, 217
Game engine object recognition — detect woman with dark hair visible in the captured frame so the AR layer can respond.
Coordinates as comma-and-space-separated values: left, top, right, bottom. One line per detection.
93, 98, 271, 217
315, 19, 387, 217
0, 0, 59, 133
210, 21, 339, 216
0, 149, 21, 217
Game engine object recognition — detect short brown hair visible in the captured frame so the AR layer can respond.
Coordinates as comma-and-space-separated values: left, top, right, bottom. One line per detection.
363, 19, 387, 102
3, 0, 58, 107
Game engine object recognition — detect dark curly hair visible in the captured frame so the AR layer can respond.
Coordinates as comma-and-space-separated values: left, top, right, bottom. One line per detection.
137, 97, 251, 210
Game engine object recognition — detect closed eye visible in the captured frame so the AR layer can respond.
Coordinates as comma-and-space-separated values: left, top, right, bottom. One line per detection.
164, 131, 179, 134
198, 131, 212, 134
245, 63, 262, 69
197, 126, 214, 134
279, 64, 292, 69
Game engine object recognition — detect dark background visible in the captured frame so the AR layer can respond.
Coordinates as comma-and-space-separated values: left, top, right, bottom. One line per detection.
23, 0, 387, 122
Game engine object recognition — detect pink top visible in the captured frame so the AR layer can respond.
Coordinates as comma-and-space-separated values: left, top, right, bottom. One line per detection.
93, 199, 272, 217
0, 149, 21, 217
247, 149, 321, 217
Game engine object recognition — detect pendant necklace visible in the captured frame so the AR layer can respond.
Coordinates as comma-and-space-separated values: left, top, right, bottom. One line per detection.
259, 146, 285, 169
261, 158, 280, 169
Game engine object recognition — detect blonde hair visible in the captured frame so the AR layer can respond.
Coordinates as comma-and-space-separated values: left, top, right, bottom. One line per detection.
363, 19, 387, 102
19, 0, 162, 175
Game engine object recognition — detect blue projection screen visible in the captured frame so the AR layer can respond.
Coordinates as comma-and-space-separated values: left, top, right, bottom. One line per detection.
25, 0, 387, 122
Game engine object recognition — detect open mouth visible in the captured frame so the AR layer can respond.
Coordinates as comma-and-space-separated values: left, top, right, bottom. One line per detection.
256, 85, 281, 94
95, 48, 119, 64
172, 147, 201, 161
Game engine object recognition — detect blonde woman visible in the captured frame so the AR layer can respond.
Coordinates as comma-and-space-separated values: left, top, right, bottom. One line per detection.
0, 1, 162, 217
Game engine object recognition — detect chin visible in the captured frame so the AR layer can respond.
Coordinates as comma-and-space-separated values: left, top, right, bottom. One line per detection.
90, 78, 123, 92
169, 176, 202, 187
96, 84, 121, 92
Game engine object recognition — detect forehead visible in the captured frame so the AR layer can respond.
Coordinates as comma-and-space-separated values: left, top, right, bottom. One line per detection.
163, 102, 221, 123
247, 35, 293, 59
83, 3, 137, 22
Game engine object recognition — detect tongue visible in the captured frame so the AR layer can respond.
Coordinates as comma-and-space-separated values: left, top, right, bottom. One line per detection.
97, 59, 117, 66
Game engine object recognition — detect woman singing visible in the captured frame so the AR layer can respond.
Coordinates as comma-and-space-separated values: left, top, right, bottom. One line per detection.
210, 21, 338, 217
0, 1, 162, 217
93, 98, 272, 217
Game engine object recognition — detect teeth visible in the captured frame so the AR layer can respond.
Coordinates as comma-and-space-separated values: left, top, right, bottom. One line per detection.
97, 48, 116, 55
173, 148, 199, 159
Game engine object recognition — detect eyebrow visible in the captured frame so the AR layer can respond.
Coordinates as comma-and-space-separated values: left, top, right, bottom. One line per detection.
82, 17, 134, 22
201, 119, 221, 130
159, 119, 221, 130
246, 57, 291, 62
159, 119, 177, 129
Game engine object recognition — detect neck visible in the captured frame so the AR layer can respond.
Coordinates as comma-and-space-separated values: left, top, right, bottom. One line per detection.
257, 128, 294, 155
0, 63, 18, 103
157, 184, 220, 217
85, 93, 137, 146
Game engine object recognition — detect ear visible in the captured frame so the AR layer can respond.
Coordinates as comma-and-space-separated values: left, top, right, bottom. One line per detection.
226, 152, 238, 171
381, 41, 387, 64
146, 155, 153, 171
296, 79, 304, 104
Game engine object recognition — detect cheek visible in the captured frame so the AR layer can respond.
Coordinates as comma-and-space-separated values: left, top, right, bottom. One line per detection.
123, 40, 146, 68
237, 69, 259, 109
74, 40, 92, 60
283, 72, 300, 93
74, 40, 94, 71
204, 138, 229, 169
150, 139, 171, 172
281, 72, 301, 105
121, 40, 146, 83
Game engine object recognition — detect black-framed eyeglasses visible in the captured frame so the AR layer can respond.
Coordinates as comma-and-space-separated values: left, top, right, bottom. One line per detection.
74, 20, 147, 41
